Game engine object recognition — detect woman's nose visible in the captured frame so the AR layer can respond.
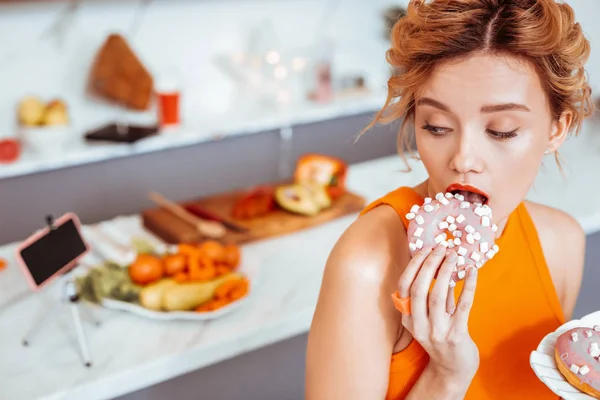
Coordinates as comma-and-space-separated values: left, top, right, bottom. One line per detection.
448, 133, 484, 174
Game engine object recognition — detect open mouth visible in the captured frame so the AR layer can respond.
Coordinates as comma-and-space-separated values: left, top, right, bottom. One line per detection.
446, 183, 489, 205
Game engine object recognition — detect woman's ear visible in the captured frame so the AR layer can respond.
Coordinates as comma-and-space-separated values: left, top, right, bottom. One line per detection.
547, 111, 573, 153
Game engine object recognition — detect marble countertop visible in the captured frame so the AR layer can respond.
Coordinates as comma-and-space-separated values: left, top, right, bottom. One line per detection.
1, 126, 600, 400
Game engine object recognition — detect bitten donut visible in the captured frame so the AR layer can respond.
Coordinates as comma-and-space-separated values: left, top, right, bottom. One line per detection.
405, 192, 499, 282
555, 326, 600, 398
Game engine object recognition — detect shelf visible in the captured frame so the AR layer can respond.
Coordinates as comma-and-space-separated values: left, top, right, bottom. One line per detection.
0, 92, 387, 180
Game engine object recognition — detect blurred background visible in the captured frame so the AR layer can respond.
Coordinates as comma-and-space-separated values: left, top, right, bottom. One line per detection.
1, 1, 600, 399
0, 0, 407, 244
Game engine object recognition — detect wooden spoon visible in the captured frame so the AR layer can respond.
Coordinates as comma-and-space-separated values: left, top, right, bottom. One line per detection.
148, 191, 226, 239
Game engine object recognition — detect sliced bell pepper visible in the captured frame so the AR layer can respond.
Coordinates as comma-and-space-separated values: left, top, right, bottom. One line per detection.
293, 153, 348, 199
231, 186, 276, 219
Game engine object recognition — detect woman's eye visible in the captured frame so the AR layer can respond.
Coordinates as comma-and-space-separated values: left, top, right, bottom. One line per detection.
487, 129, 519, 140
421, 123, 451, 135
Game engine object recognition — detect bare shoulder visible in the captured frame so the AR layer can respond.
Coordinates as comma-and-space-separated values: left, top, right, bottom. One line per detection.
305, 204, 409, 399
524, 201, 586, 319
524, 201, 585, 264
320, 204, 408, 288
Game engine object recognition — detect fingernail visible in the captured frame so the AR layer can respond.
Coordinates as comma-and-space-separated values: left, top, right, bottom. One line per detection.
421, 246, 433, 254
446, 251, 457, 261
434, 244, 445, 255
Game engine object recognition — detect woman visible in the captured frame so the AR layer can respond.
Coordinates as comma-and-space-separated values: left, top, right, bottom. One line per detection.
305, 0, 593, 399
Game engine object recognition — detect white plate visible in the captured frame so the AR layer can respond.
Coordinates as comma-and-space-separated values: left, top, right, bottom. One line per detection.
99, 252, 261, 321
530, 310, 600, 400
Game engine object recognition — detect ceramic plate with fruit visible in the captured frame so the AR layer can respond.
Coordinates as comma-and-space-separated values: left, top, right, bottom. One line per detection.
77, 240, 259, 321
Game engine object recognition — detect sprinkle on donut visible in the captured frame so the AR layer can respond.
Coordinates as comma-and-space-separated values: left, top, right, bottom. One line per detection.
405, 192, 499, 282
555, 326, 600, 398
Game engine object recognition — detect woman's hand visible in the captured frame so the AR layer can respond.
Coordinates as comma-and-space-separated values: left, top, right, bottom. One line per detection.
398, 244, 480, 386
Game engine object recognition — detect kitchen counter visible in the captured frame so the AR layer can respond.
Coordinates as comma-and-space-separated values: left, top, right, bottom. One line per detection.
1, 126, 600, 400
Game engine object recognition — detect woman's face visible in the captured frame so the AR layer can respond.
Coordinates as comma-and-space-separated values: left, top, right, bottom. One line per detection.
414, 53, 569, 226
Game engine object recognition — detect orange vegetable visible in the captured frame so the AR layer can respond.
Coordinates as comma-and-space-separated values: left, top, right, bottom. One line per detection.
231, 186, 275, 219
187, 255, 202, 280
195, 302, 213, 312
173, 272, 189, 283
215, 264, 231, 276
293, 153, 348, 200
224, 244, 241, 268
200, 268, 217, 281
129, 254, 164, 285
210, 298, 230, 310
0, 258, 6, 271
230, 278, 249, 300
195, 298, 230, 312
188, 255, 216, 281
214, 277, 249, 300
198, 240, 226, 263
195, 276, 250, 313
163, 253, 187, 276
178, 243, 200, 256
214, 279, 240, 300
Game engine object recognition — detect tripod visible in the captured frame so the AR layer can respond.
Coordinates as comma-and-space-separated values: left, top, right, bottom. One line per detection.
22, 269, 101, 367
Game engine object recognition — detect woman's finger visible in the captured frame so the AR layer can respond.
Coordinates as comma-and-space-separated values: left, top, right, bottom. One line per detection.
401, 313, 413, 331
451, 266, 479, 330
446, 284, 456, 315
397, 246, 433, 298
411, 244, 447, 319
429, 250, 457, 321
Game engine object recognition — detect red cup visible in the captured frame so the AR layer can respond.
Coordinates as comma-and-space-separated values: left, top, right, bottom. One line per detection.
156, 75, 181, 128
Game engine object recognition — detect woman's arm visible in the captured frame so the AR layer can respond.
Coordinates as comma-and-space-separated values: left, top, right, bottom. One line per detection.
305, 206, 480, 399
305, 207, 404, 399
406, 365, 475, 400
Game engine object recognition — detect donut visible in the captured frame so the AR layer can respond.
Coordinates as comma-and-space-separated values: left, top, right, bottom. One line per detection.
405, 191, 499, 282
554, 326, 600, 398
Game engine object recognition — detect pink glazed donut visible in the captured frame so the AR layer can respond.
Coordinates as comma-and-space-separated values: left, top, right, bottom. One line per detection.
405, 192, 499, 282
555, 326, 600, 398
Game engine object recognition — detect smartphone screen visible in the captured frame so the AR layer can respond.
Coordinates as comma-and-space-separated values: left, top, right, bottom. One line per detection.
19, 217, 88, 286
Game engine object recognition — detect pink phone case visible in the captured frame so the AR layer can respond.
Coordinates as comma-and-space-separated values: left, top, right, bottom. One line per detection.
14, 212, 91, 292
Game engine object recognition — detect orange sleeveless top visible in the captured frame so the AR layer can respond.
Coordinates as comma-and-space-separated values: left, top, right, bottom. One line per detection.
361, 187, 564, 400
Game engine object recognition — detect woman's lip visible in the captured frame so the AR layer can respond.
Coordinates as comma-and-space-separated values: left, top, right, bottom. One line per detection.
445, 183, 490, 199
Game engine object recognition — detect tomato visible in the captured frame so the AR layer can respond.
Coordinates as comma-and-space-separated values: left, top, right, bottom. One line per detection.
0, 139, 21, 164
128, 254, 164, 285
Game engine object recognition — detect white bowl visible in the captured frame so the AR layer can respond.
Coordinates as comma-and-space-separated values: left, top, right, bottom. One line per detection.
18, 125, 73, 158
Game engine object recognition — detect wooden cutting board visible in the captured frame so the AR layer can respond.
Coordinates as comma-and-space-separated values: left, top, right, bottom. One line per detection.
141, 185, 367, 245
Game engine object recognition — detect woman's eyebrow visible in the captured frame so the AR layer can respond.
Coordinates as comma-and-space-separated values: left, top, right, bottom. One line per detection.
416, 97, 531, 113
480, 103, 531, 113
416, 97, 450, 112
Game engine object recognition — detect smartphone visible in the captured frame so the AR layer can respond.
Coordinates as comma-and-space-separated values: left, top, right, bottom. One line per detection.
15, 212, 91, 291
